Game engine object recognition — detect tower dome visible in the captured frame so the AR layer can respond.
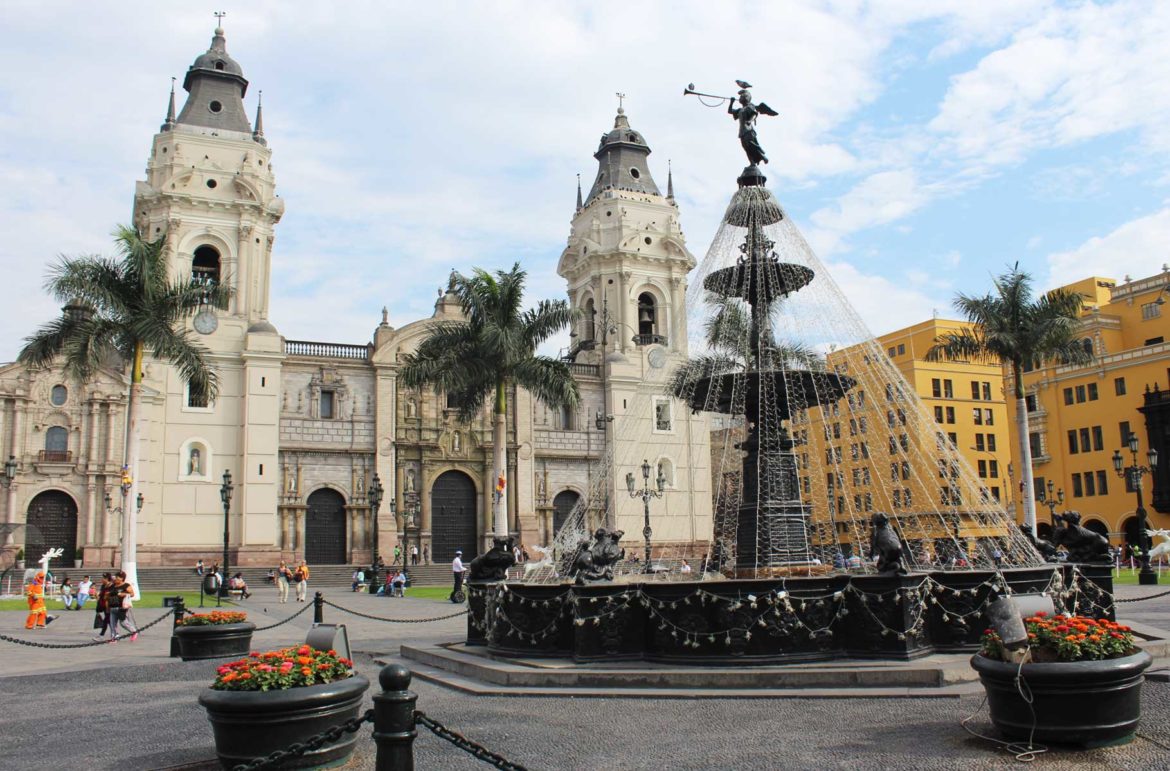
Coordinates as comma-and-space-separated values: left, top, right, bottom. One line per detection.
175, 26, 252, 134
584, 108, 661, 205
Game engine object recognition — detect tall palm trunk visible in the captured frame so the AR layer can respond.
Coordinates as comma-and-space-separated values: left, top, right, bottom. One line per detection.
492, 380, 508, 538
1012, 361, 1038, 537
122, 342, 144, 598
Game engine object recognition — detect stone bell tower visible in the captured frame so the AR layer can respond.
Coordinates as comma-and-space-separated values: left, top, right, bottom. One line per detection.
130, 24, 285, 564
557, 105, 712, 547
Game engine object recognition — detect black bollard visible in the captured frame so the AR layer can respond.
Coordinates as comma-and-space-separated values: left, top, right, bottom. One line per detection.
314, 591, 324, 624
169, 596, 186, 658
373, 663, 417, 771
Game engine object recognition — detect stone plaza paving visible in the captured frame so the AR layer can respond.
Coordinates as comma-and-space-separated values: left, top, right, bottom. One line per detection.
0, 583, 1167, 770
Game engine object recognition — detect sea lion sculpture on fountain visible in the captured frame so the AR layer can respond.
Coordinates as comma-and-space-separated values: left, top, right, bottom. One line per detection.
467, 536, 516, 582
869, 512, 908, 576
570, 528, 626, 585
1051, 511, 1111, 564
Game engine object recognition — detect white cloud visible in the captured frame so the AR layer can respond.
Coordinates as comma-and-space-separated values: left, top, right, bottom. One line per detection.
1045, 207, 1170, 286
808, 170, 929, 253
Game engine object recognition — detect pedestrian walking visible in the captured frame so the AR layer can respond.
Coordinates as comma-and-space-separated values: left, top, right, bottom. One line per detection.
92, 574, 114, 641
393, 545, 402, 566
108, 571, 139, 642
451, 550, 465, 602
25, 570, 53, 629
294, 560, 309, 602
276, 561, 291, 603
410, 544, 419, 566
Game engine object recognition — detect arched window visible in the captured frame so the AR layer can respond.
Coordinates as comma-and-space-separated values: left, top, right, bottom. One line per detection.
44, 426, 68, 462
1082, 338, 1094, 357
50, 385, 67, 406
558, 404, 574, 430
637, 293, 657, 343
584, 298, 596, 342
193, 245, 221, 285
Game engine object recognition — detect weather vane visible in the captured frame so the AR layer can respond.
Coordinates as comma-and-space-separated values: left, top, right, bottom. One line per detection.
616, 92, 627, 112
684, 80, 779, 167
214, 10, 226, 26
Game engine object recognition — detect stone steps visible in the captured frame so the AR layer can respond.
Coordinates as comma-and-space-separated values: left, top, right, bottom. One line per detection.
393, 643, 984, 698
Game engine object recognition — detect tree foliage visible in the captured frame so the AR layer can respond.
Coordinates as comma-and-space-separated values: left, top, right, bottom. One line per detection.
399, 263, 579, 421
925, 264, 1090, 394
19, 226, 231, 398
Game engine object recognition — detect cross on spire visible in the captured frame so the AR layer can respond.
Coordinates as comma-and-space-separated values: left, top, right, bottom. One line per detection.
616, 92, 626, 113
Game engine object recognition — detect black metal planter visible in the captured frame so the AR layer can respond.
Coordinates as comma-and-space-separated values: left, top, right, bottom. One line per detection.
174, 622, 256, 661
971, 650, 1152, 747
199, 674, 370, 770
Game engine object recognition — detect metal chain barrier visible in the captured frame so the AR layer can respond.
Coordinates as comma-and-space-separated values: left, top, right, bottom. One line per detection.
1116, 588, 1170, 603
0, 609, 173, 649
322, 598, 468, 624
415, 710, 529, 770
249, 601, 315, 631
231, 709, 374, 771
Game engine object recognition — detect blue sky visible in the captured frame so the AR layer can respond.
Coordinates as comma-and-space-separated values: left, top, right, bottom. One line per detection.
1, 1, 1169, 360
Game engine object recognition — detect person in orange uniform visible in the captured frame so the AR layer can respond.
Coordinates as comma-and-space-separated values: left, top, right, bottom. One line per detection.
25, 571, 50, 629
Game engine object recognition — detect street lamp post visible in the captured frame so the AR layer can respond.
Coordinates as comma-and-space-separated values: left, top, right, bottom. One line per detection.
1039, 480, 1064, 531
1112, 433, 1159, 586
1, 455, 16, 487
219, 470, 234, 603
626, 458, 665, 574
104, 491, 145, 566
367, 473, 384, 591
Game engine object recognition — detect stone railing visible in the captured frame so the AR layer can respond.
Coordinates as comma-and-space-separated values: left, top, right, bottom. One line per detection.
285, 340, 371, 360
568, 363, 600, 377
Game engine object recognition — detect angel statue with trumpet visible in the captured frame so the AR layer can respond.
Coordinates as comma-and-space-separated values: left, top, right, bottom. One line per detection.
684, 80, 779, 167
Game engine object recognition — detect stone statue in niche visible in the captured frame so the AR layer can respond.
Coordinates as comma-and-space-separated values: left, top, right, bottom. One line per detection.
188, 447, 203, 476
405, 398, 417, 419
452, 431, 461, 453
536, 475, 546, 502
356, 474, 365, 495
286, 467, 298, 494
404, 467, 416, 493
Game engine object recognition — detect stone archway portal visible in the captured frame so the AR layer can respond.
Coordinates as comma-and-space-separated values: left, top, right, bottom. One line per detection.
305, 489, 347, 565
25, 491, 79, 566
431, 470, 477, 562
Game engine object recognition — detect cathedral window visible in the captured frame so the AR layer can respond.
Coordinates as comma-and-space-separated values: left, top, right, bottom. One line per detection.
44, 426, 69, 462
653, 397, 673, 432
583, 298, 596, 342
193, 245, 221, 285
636, 293, 661, 344
185, 380, 212, 410
320, 390, 335, 419
50, 385, 67, 406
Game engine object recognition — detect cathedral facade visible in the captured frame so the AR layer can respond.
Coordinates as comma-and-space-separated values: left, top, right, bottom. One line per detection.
0, 27, 710, 569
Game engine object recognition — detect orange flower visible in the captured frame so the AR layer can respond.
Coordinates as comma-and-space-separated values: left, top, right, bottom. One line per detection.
297, 656, 312, 665
301, 667, 312, 676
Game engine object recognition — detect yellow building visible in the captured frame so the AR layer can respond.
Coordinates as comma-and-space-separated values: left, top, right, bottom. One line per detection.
877, 318, 1014, 509
1007, 272, 1170, 547
791, 318, 1013, 560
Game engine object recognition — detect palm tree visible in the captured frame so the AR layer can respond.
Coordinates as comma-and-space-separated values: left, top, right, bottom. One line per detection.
668, 292, 822, 398
19, 226, 231, 591
926, 264, 1090, 535
400, 263, 579, 541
